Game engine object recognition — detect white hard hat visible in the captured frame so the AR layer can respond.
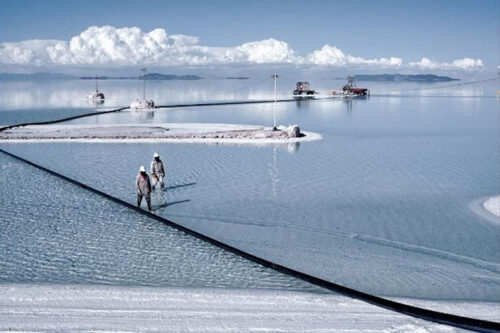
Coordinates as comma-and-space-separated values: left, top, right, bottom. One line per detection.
139, 165, 146, 172
154, 152, 159, 158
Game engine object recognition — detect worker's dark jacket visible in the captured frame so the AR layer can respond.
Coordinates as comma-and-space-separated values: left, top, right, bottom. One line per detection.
136, 173, 152, 195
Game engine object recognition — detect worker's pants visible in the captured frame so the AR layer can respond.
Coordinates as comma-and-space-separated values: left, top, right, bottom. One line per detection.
152, 174, 164, 190
137, 193, 152, 210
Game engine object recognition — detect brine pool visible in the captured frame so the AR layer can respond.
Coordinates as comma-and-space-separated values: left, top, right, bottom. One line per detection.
1, 79, 499, 317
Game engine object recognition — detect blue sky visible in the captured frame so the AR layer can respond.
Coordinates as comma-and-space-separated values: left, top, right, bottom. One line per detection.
0, 0, 498, 71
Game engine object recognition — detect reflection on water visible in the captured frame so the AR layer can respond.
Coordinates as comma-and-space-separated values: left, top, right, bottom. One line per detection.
286, 142, 300, 153
0, 152, 324, 293
292, 96, 370, 119
126, 110, 155, 120
295, 99, 311, 110
1, 78, 496, 112
0, 79, 281, 111
270, 147, 278, 198
86, 98, 105, 107
344, 98, 353, 113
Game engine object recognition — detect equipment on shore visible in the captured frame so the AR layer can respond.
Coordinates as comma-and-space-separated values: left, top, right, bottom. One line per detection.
293, 81, 317, 98
331, 76, 370, 97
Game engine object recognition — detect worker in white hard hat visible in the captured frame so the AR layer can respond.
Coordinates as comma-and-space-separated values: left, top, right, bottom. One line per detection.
135, 165, 152, 210
150, 152, 166, 190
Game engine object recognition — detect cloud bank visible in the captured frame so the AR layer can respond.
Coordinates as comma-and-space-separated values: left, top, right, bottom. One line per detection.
307, 45, 403, 68
0, 26, 484, 70
409, 57, 484, 70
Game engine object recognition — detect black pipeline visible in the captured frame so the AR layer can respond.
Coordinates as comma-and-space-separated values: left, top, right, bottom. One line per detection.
0, 98, 305, 133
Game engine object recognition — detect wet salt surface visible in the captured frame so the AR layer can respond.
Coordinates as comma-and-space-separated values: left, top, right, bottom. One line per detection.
1, 80, 499, 316
0, 152, 325, 292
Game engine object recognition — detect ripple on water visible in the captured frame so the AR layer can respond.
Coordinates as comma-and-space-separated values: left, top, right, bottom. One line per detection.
1, 94, 499, 306
0, 152, 327, 293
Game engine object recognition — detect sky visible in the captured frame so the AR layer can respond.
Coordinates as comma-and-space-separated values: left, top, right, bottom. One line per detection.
0, 0, 498, 74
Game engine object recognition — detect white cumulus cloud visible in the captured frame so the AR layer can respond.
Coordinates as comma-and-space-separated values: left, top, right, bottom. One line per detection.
307, 45, 402, 67
0, 26, 485, 71
0, 26, 301, 67
227, 39, 303, 64
0, 39, 61, 66
409, 57, 483, 70
44, 26, 212, 66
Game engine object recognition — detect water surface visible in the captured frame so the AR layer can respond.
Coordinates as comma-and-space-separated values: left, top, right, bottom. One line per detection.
1, 78, 499, 307
0, 151, 325, 292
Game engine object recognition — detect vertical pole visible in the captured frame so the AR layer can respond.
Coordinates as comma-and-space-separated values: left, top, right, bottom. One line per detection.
274, 74, 277, 128
272, 73, 278, 129
141, 68, 147, 99
95, 74, 98, 92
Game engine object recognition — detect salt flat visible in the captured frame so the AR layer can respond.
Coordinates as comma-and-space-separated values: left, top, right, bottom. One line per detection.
0, 123, 321, 144
1, 284, 495, 332
484, 196, 500, 218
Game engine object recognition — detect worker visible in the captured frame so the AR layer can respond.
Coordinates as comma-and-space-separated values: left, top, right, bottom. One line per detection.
150, 152, 165, 190
136, 165, 152, 210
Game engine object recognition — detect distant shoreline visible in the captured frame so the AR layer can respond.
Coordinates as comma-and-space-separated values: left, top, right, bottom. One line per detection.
0, 72, 204, 81
1, 72, 459, 82
80, 73, 204, 80
225, 76, 250, 80
335, 74, 459, 82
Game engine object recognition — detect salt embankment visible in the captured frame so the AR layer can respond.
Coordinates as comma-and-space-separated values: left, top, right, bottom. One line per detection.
484, 196, 500, 217
0, 123, 321, 144
469, 195, 500, 225
1, 284, 498, 332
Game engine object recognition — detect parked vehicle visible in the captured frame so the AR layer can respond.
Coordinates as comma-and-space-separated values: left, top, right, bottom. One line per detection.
293, 81, 317, 98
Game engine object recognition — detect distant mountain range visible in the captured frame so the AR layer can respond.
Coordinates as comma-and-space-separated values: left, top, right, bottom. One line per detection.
0, 72, 204, 81
80, 73, 204, 80
1, 72, 457, 82
350, 74, 459, 82
0, 72, 75, 80
225, 76, 250, 80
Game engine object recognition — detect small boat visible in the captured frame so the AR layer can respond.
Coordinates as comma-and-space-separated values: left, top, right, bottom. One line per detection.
130, 99, 155, 109
86, 75, 105, 101
293, 81, 317, 98
130, 68, 155, 110
330, 76, 369, 97
87, 90, 105, 100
